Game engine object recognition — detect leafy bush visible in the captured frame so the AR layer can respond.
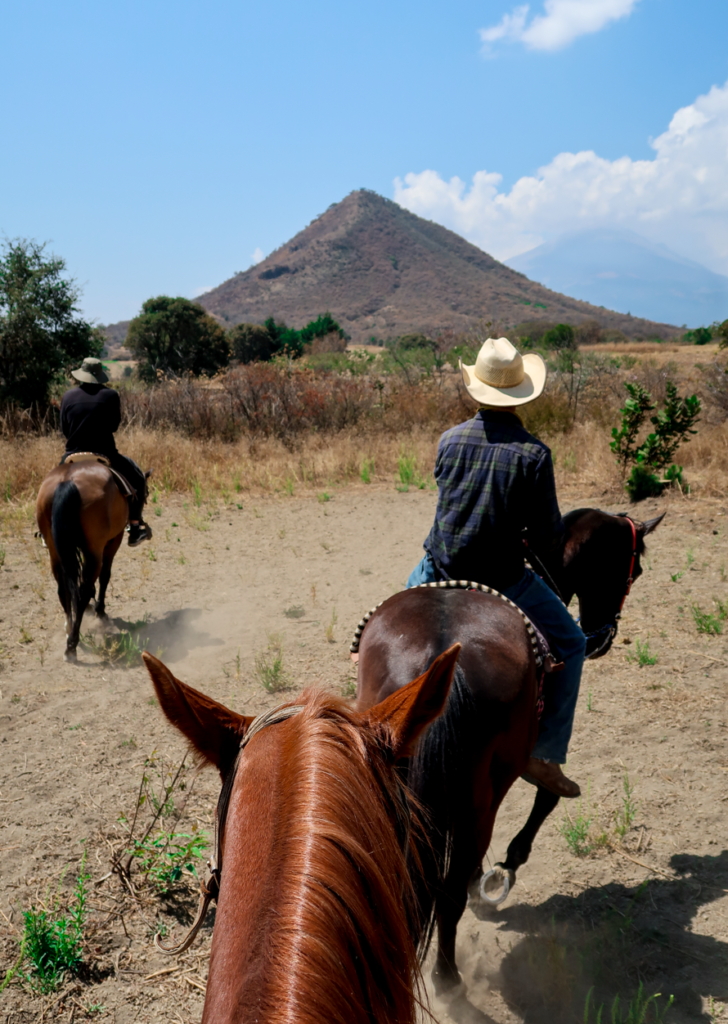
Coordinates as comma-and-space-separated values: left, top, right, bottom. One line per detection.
22, 853, 89, 992
610, 381, 700, 500
0, 238, 102, 407
683, 326, 712, 346
229, 322, 278, 364
130, 831, 208, 892
127, 296, 229, 382
542, 323, 576, 350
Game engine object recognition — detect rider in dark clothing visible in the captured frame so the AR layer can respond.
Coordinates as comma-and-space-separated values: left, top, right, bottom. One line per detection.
60, 357, 151, 546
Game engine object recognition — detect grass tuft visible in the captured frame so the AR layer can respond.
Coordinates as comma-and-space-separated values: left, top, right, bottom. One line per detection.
691, 599, 728, 635
254, 632, 290, 692
22, 852, 89, 992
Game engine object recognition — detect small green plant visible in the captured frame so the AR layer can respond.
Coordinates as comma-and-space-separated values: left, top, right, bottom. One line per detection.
361, 457, 374, 484
18, 622, 33, 644
129, 830, 208, 892
0, 546, 5, 568
584, 983, 673, 1024
284, 605, 305, 619
318, 491, 331, 503
326, 607, 338, 644
670, 570, 684, 582
587, 690, 594, 712
558, 792, 592, 856
341, 676, 356, 698
692, 599, 728, 635
284, 475, 295, 496
255, 632, 290, 692
22, 852, 89, 992
625, 638, 657, 666
614, 772, 638, 838
193, 479, 202, 506
397, 452, 425, 491
611, 381, 700, 501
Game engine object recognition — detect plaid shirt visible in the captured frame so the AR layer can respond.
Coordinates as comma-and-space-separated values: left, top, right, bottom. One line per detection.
425, 410, 563, 590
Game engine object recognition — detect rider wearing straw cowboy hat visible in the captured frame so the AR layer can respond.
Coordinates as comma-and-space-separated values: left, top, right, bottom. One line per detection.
60, 357, 152, 546
408, 337, 585, 798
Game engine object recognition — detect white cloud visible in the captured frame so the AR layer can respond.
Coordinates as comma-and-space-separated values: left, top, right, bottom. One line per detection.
393, 80, 728, 276
250, 247, 265, 265
192, 285, 214, 298
481, 0, 639, 53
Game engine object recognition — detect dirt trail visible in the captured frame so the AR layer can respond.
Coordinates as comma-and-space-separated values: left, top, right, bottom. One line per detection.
0, 484, 726, 1023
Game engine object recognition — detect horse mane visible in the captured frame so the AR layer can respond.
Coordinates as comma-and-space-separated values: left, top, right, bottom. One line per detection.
258, 689, 424, 1024
404, 664, 477, 961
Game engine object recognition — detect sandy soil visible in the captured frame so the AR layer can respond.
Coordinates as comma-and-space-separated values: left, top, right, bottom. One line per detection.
0, 482, 726, 1023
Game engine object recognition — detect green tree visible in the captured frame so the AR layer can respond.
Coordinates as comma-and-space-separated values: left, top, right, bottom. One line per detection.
683, 326, 712, 345
229, 322, 277, 364
542, 323, 576, 350
0, 238, 101, 407
714, 319, 728, 349
126, 297, 229, 382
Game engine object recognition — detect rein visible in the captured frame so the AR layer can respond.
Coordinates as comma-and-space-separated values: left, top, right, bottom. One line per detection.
155, 703, 304, 956
582, 514, 638, 660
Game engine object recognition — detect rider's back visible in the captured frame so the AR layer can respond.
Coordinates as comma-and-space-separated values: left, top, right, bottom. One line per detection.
425, 408, 562, 590
60, 384, 121, 457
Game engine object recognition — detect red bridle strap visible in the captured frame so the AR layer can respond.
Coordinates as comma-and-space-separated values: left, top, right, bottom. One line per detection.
619, 516, 638, 613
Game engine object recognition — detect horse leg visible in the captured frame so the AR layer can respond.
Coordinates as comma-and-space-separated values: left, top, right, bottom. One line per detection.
96, 533, 123, 619
65, 554, 101, 661
498, 785, 560, 876
431, 826, 479, 996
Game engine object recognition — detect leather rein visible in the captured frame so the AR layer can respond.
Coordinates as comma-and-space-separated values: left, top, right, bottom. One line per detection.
582, 514, 638, 660
155, 703, 304, 956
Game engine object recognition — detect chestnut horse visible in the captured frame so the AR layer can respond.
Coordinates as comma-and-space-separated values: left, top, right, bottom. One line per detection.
36, 460, 147, 661
142, 644, 462, 1024
355, 508, 664, 995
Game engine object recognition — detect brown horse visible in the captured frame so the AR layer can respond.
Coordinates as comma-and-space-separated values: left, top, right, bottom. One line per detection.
355, 508, 664, 995
141, 644, 461, 1024
36, 460, 147, 661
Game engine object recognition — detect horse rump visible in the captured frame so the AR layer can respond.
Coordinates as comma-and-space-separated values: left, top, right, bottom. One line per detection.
406, 663, 476, 960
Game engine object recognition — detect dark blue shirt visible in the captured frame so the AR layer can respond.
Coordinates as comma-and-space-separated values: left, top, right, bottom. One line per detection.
425, 410, 563, 590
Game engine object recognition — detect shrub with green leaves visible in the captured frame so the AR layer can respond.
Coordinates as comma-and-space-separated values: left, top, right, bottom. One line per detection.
130, 831, 208, 892
610, 381, 700, 501
22, 853, 89, 992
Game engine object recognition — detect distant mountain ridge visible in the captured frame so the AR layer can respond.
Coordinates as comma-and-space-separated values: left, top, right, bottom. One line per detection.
506, 229, 728, 328
194, 191, 678, 342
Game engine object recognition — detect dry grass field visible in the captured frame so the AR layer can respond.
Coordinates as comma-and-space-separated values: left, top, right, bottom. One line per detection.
0, 343, 726, 1023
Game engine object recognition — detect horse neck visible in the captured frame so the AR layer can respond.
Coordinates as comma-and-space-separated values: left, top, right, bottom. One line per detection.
203, 696, 419, 1024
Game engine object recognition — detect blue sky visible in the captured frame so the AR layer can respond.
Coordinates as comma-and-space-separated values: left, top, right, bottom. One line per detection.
2, 0, 727, 324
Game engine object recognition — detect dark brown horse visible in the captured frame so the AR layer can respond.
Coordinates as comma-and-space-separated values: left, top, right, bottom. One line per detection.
36, 459, 148, 661
142, 644, 461, 1024
355, 508, 664, 995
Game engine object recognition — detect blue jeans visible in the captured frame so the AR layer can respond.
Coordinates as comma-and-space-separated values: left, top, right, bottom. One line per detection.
407, 554, 586, 763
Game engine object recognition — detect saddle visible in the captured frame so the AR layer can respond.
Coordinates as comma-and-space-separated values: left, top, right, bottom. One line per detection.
63, 452, 136, 499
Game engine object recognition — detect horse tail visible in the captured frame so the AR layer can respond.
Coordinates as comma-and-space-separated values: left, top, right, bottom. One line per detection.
51, 479, 85, 617
406, 663, 476, 961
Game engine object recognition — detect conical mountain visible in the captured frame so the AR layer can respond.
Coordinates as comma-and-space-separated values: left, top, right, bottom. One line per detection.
197, 190, 678, 341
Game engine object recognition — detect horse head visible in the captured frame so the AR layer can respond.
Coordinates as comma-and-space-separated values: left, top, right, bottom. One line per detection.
560, 508, 665, 658
142, 644, 460, 1024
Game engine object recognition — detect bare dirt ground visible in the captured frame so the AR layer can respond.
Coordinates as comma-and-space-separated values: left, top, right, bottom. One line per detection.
1, 481, 726, 1023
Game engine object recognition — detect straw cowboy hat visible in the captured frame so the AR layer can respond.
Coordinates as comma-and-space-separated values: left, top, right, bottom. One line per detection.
460, 337, 546, 407
71, 357, 109, 385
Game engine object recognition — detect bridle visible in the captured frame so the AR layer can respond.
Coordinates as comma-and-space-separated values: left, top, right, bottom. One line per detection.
582, 514, 638, 660
155, 702, 304, 956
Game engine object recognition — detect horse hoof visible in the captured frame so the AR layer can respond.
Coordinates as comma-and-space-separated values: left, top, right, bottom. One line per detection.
476, 866, 515, 908
430, 969, 466, 1002
64, 649, 77, 663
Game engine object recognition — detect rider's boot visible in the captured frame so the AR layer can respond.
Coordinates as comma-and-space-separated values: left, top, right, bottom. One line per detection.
523, 757, 581, 798
128, 520, 153, 547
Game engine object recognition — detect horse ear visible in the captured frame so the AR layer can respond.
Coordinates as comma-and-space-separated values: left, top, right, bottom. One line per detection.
142, 652, 254, 780
363, 644, 461, 760
641, 512, 666, 535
